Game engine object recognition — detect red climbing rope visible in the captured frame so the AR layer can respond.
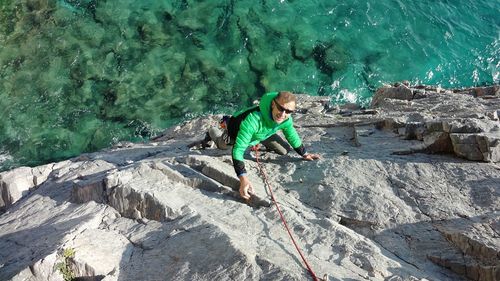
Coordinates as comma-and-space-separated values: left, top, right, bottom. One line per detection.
253, 148, 322, 281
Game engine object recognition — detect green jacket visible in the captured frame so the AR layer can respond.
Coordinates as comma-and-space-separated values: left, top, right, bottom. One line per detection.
232, 92, 302, 161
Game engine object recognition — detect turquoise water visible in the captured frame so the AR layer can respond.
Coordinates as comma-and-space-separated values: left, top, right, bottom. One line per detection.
0, 0, 498, 171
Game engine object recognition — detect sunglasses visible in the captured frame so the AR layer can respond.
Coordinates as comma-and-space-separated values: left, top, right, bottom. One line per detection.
273, 99, 295, 114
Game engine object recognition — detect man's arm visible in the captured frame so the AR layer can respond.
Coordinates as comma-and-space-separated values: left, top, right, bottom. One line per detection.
282, 120, 321, 160
232, 114, 259, 199
281, 119, 302, 149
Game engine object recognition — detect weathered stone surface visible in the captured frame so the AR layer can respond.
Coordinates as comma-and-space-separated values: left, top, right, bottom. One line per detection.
371, 84, 413, 107
430, 215, 500, 281
0, 167, 34, 211
0, 161, 67, 212
423, 132, 454, 153
404, 122, 426, 140
0, 85, 499, 281
182, 154, 271, 207
458, 85, 500, 98
450, 133, 500, 162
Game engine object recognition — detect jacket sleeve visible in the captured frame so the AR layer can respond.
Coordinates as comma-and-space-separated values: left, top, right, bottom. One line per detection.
232, 113, 259, 176
281, 119, 302, 149
281, 119, 307, 156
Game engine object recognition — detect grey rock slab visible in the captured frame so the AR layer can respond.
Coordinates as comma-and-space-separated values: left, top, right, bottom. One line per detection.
0, 167, 35, 211
0, 198, 116, 280
450, 133, 500, 162
182, 154, 272, 207
104, 162, 196, 221
434, 214, 499, 264
113, 214, 263, 281
1, 87, 500, 281
371, 85, 414, 107
0, 161, 68, 212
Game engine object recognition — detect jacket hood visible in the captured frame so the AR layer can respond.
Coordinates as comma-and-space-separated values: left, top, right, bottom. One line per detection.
259, 92, 279, 127
259, 92, 294, 127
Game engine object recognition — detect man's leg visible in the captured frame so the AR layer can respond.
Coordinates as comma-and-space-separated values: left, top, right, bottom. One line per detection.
208, 127, 231, 150
261, 134, 291, 155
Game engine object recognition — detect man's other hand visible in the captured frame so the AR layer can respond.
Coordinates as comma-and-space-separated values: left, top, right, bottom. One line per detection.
303, 153, 320, 161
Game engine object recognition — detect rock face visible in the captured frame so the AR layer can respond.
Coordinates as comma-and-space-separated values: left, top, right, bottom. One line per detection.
372, 84, 500, 163
0, 85, 499, 281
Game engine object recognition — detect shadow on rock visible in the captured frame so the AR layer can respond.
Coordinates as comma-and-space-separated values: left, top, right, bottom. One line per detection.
0, 215, 93, 280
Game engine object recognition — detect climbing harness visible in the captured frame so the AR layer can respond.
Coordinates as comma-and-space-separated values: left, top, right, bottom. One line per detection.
252, 147, 328, 281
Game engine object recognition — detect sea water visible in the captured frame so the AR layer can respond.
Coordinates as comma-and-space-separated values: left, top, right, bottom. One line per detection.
0, 0, 498, 171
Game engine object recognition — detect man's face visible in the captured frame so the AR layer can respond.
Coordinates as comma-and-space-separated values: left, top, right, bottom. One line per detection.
271, 98, 295, 124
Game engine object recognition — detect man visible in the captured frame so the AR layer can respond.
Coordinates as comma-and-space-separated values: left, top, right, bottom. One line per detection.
206, 91, 320, 200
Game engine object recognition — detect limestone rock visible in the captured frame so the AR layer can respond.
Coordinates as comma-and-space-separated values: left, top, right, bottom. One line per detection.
371, 84, 413, 107
1, 85, 499, 281
0, 162, 69, 212
450, 133, 500, 162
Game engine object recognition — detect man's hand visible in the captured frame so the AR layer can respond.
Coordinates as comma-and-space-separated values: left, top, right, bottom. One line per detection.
303, 153, 320, 161
239, 175, 254, 200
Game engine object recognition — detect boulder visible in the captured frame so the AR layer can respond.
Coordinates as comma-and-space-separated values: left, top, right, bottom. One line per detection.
371, 84, 413, 107
450, 133, 500, 162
